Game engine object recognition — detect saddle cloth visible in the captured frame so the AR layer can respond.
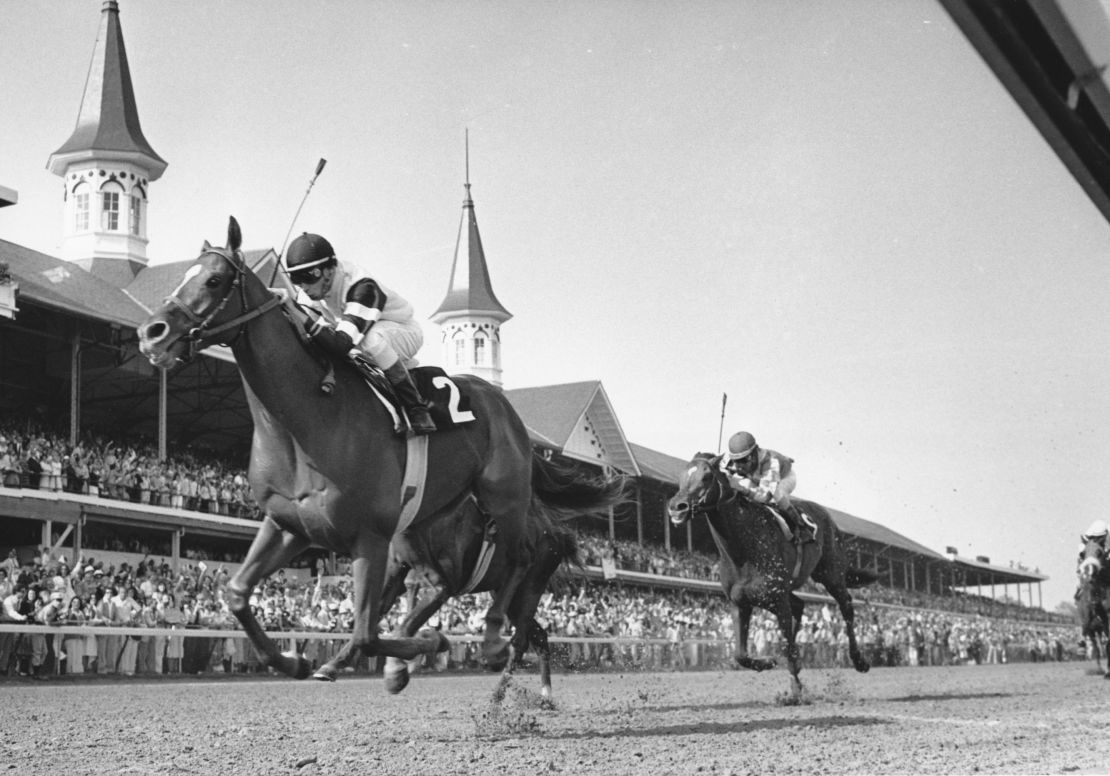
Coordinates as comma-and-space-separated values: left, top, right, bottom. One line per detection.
347, 355, 477, 432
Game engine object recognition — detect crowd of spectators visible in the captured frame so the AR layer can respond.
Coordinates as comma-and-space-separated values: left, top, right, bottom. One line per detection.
0, 417, 1082, 678
0, 543, 1081, 679
0, 418, 259, 519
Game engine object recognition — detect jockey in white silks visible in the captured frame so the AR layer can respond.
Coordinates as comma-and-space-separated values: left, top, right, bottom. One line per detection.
286, 232, 436, 435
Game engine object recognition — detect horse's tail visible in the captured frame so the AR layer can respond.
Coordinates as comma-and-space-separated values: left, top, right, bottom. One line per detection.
845, 566, 879, 588
527, 499, 585, 594
530, 452, 628, 515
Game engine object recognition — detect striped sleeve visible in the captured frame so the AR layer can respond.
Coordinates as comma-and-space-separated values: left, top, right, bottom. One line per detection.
339, 277, 387, 340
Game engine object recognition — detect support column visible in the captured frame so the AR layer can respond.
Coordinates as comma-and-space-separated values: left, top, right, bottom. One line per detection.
159, 370, 168, 460
664, 503, 670, 551
172, 529, 182, 574
635, 485, 643, 545
70, 331, 81, 445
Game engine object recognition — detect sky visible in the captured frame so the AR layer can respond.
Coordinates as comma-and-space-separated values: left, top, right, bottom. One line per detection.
3, 0, 1110, 612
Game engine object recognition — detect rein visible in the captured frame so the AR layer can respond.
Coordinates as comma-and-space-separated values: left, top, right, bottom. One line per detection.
162, 247, 285, 359
691, 466, 736, 515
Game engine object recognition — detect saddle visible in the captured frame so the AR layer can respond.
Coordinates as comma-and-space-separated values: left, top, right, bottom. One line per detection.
343, 353, 477, 434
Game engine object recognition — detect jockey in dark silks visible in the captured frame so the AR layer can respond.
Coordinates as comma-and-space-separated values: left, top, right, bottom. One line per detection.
286, 232, 436, 435
722, 431, 814, 545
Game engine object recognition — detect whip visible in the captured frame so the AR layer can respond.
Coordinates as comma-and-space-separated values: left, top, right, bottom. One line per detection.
268, 158, 327, 286
716, 392, 728, 455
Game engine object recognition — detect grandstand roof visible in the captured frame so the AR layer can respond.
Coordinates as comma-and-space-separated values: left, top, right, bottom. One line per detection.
0, 238, 148, 326
822, 505, 947, 561
629, 443, 688, 485
504, 381, 641, 476
949, 553, 1048, 586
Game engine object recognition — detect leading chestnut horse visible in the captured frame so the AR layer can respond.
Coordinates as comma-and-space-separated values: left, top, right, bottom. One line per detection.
138, 216, 621, 681
667, 452, 875, 697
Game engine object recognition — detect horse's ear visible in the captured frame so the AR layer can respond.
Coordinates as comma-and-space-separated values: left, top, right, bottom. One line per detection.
201, 240, 212, 252
710, 453, 724, 469
227, 216, 242, 252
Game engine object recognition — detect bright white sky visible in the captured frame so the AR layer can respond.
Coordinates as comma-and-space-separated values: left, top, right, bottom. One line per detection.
3, 0, 1110, 611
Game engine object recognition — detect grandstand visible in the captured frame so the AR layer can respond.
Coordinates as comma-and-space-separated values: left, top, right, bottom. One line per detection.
0, 0, 1053, 622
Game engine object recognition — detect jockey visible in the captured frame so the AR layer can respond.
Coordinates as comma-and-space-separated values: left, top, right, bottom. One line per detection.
1077, 519, 1109, 570
722, 431, 814, 545
286, 232, 436, 435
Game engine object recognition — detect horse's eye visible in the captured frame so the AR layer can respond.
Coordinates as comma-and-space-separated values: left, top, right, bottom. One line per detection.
205, 275, 224, 289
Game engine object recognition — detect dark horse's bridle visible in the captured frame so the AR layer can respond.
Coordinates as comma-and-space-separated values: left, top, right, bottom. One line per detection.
686, 459, 736, 516
161, 246, 285, 362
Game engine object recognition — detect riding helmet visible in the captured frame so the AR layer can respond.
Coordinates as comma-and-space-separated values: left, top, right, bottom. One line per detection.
1084, 520, 1109, 539
285, 233, 336, 272
727, 431, 758, 460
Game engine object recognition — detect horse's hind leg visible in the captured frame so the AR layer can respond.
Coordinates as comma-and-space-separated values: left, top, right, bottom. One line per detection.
823, 580, 869, 673
526, 621, 556, 703
382, 580, 451, 695
772, 596, 803, 697
227, 516, 312, 679
481, 566, 528, 670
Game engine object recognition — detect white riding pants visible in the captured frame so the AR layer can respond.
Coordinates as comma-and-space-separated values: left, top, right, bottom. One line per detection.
358, 318, 424, 369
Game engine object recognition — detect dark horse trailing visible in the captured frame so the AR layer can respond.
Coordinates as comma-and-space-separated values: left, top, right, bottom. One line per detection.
137, 217, 623, 689
667, 452, 875, 697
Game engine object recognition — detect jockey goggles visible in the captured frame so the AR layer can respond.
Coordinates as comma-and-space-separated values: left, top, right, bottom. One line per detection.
289, 265, 326, 286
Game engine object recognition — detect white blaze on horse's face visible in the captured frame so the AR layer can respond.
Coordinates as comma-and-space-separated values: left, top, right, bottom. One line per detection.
169, 263, 204, 299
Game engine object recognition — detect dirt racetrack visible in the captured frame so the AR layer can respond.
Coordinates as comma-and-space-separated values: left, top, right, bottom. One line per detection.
3, 661, 1107, 776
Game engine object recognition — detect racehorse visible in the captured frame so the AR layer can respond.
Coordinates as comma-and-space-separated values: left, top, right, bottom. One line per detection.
316, 455, 612, 700
137, 216, 623, 681
1076, 537, 1110, 677
666, 452, 875, 696
355, 468, 591, 701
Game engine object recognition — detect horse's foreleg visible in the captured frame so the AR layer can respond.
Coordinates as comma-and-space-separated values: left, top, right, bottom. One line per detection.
826, 582, 870, 673
313, 562, 413, 682
733, 599, 774, 671
349, 545, 445, 665
227, 516, 311, 679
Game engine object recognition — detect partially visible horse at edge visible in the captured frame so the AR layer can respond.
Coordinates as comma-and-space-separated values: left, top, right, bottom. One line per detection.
136, 216, 624, 686
1076, 536, 1110, 678
667, 452, 876, 697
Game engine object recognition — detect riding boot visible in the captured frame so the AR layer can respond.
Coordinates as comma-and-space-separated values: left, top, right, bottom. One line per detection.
384, 362, 437, 435
786, 503, 814, 545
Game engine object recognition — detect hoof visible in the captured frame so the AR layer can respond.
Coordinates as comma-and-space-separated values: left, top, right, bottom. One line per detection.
279, 651, 312, 680
482, 639, 511, 672
312, 665, 338, 682
384, 658, 411, 695
736, 656, 775, 672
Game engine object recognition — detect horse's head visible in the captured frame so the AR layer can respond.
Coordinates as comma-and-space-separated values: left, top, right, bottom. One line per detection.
1079, 537, 1107, 584
138, 216, 279, 368
667, 452, 727, 526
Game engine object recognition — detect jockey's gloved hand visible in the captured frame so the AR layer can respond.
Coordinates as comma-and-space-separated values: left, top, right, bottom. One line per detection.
305, 318, 354, 359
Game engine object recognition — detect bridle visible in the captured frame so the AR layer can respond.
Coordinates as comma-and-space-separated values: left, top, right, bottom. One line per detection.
161, 246, 285, 361
684, 459, 736, 516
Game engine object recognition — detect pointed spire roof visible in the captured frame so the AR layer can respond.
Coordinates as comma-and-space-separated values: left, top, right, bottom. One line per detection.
431, 138, 510, 323
47, 1, 166, 178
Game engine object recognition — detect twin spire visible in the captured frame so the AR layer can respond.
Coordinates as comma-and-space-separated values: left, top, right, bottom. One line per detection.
48, 3, 512, 384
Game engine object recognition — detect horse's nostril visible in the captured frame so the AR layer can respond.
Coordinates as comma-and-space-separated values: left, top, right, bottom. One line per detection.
141, 320, 167, 342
